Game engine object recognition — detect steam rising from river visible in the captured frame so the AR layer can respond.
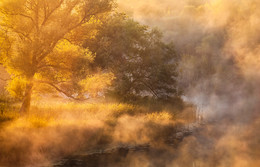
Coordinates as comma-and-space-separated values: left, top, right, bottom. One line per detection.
118, 0, 260, 80
117, 0, 260, 166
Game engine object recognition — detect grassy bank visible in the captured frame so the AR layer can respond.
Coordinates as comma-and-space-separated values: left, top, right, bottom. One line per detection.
0, 100, 196, 166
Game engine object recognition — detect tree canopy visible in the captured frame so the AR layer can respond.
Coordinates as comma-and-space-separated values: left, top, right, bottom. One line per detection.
0, 0, 181, 113
0, 0, 114, 112
84, 13, 180, 101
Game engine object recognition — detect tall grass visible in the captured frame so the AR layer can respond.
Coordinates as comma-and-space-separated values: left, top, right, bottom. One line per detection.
0, 99, 196, 166
0, 100, 185, 128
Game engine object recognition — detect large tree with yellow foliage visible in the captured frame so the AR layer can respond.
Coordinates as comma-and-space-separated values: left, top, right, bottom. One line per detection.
0, 0, 114, 113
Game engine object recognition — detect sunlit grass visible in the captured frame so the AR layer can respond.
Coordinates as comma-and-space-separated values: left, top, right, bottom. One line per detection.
146, 111, 173, 122
0, 100, 196, 166
0, 110, 19, 123
0, 101, 180, 129
0, 99, 197, 134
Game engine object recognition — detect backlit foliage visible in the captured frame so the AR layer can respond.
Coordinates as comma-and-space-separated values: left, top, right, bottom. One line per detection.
6, 77, 27, 100
0, 0, 114, 112
79, 72, 115, 98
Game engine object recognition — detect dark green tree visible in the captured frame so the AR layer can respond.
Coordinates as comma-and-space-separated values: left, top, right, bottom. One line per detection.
84, 13, 180, 100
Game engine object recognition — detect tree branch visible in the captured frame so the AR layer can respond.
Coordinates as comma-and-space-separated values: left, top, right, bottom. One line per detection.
0, 9, 36, 25
37, 64, 71, 71
2, 24, 32, 42
35, 80, 84, 101
139, 80, 159, 98
0, 77, 9, 82
41, 0, 65, 26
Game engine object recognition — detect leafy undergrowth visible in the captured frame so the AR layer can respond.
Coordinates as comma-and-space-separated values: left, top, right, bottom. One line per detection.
0, 100, 195, 166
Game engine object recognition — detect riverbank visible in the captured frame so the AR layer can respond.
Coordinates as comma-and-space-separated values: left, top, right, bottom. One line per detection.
0, 100, 196, 167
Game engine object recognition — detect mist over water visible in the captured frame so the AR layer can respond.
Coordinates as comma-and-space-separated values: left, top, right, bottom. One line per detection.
0, 0, 259, 166
117, 0, 260, 166
118, 0, 260, 122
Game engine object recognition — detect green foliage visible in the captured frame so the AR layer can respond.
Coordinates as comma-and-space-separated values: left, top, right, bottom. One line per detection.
84, 13, 180, 100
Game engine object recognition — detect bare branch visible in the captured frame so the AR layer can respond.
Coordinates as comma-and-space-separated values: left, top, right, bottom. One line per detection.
3, 25, 32, 42
41, 0, 65, 26
36, 39, 60, 62
0, 9, 36, 25
35, 80, 84, 101
138, 80, 159, 98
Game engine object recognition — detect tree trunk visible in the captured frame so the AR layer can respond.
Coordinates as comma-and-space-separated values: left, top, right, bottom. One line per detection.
19, 82, 33, 113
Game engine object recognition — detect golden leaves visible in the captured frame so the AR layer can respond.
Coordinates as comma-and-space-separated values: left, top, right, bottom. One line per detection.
80, 72, 115, 97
